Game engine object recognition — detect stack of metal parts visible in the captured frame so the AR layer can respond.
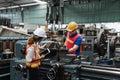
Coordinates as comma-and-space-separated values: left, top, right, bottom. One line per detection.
0, 37, 28, 59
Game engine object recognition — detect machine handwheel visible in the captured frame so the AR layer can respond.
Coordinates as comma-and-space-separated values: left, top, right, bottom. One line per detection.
97, 30, 107, 57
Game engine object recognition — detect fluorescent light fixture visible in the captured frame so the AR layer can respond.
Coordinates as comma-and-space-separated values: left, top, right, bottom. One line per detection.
34, 0, 47, 4
0, 0, 47, 10
0, 2, 47, 10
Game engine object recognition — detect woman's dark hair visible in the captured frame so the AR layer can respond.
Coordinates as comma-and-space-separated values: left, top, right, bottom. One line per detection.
27, 37, 34, 45
33, 35, 43, 42
27, 35, 43, 45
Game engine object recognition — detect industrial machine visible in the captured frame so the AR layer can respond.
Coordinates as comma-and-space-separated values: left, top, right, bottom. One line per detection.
79, 26, 119, 66
10, 34, 120, 80
11, 59, 120, 80
0, 37, 28, 80
9, 23, 119, 80
0, 59, 10, 80
10, 59, 28, 80
10, 39, 79, 80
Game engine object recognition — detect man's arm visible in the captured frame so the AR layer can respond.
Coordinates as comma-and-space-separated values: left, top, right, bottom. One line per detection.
68, 36, 82, 53
68, 45, 79, 53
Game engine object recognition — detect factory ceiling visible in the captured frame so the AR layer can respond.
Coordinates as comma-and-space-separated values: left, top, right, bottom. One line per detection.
0, 0, 115, 9
0, 0, 47, 9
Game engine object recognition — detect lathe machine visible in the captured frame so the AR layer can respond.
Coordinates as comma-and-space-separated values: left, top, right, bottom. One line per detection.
0, 37, 28, 80
10, 32, 120, 80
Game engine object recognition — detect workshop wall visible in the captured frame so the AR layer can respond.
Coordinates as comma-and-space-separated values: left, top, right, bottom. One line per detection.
24, 5, 47, 25
0, 8, 22, 24
0, 0, 120, 25
0, 4, 47, 25
64, 0, 120, 23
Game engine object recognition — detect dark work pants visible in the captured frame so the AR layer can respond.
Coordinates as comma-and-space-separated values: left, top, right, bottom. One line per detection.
28, 68, 40, 80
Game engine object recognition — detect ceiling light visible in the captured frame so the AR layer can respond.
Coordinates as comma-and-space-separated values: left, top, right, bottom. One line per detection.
34, 0, 47, 4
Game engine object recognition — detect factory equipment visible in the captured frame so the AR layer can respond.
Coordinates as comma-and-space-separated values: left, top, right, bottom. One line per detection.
0, 59, 10, 80
46, 0, 64, 24
10, 59, 28, 80
11, 39, 80, 80
15, 40, 27, 59
0, 37, 28, 80
79, 26, 118, 66
2, 49, 13, 59
79, 65, 120, 80
10, 51, 120, 80
10, 24, 119, 80
10, 47, 80, 80
96, 30, 118, 67
81, 36, 95, 64
0, 37, 28, 59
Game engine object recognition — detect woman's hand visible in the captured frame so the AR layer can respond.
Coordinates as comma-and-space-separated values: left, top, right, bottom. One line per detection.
40, 54, 45, 59
39, 44, 47, 50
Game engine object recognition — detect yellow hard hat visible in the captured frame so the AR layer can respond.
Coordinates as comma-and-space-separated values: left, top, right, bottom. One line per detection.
66, 22, 78, 31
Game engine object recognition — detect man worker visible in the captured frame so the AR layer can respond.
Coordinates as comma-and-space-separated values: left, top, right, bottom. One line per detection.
65, 22, 82, 55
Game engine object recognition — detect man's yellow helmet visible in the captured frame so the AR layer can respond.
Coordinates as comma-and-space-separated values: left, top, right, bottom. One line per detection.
66, 22, 78, 31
